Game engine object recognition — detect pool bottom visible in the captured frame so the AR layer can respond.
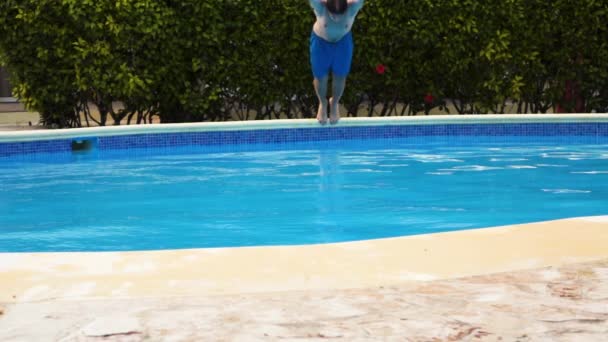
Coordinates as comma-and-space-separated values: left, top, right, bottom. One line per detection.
1, 216, 607, 303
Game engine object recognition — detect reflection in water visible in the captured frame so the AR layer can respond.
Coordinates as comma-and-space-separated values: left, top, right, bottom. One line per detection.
312, 149, 349, 243
318, 150, 344, 215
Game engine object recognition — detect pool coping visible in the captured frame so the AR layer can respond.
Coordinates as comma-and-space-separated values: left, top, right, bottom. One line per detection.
1, 216, 608, 303
1, 113, 608, 142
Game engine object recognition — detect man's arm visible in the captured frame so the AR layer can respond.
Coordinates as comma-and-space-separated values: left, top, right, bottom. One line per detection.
347, 0, 364, 14
309, 0, 326, 14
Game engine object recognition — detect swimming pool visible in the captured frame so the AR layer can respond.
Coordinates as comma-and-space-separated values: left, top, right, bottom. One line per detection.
1, 115, 607, 252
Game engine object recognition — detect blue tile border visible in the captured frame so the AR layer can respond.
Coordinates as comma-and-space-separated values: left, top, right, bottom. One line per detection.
1, 121, 608, 158
96, 123, 608, 151
0, 139, 72, 157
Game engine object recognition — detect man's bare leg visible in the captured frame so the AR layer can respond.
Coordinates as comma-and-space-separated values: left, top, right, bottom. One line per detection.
313, 76, 329, 124
330, 74, 346, 124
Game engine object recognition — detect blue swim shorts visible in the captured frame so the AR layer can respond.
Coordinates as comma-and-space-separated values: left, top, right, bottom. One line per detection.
310, 31, 354, 79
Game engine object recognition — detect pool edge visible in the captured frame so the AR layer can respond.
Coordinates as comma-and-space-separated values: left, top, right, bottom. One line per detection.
2, 114, 608, 142
1, 216, 607, 303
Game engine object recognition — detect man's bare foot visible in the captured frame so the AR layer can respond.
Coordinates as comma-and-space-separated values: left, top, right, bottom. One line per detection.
329, 97, 340, 124
317, 100, 328, 124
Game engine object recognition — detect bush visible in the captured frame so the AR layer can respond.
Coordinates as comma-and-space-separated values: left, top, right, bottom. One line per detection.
1, 0, 607, 127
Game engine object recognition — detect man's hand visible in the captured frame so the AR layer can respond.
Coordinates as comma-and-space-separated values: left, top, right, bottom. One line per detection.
347, 0, 364, 12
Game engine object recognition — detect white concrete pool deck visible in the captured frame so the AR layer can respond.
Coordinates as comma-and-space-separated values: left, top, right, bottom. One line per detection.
2, 113, 608, 142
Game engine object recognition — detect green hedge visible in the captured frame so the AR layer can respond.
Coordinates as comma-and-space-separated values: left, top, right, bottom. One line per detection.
1, 0, 607, 127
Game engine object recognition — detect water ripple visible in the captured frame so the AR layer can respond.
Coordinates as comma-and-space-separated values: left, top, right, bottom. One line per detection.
542, 189, 592, 194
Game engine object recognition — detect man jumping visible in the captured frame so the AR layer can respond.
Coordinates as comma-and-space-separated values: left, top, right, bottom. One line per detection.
308, 0, 365, 124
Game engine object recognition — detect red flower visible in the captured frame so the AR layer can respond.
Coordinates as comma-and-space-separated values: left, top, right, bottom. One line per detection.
375, 64, 386, 75
424, 93, 435, 104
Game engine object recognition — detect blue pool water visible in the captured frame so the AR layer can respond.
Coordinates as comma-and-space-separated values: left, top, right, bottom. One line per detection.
1, 136, 607, 252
